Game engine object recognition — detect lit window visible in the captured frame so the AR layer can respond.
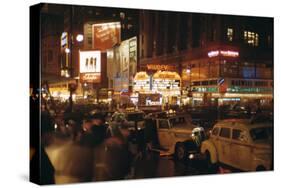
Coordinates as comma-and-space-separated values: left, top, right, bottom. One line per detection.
227, 28, 233, 41
244, 31, 259, 47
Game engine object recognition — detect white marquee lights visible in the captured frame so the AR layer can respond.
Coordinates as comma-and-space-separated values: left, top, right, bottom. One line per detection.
208, 50, 239, 58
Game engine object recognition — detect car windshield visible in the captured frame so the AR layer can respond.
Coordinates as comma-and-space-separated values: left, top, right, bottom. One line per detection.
127, 113, 144, 121
250, 127, 272, 142
169, 117, 188, 127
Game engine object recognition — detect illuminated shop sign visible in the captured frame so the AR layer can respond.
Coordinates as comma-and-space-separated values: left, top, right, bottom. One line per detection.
80, 73, 101, 83
221, 98, 240, 101
61, 32, 68, 48
193, 87, 218, 92
146, 64, 176, 71
227, 87, 272, 93
208, 50, 239, 58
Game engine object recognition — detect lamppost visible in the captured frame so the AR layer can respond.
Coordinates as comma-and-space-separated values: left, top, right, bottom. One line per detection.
186, 66, 192, 106
66, 33, 84, 112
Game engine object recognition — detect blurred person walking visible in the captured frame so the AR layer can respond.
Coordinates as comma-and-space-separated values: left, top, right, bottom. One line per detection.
50, 112, 131, 184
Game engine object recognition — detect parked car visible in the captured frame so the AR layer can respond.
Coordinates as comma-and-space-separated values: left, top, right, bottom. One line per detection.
149, 113, 205, 161
201, 119, 273, 171
110, 111, 145, 131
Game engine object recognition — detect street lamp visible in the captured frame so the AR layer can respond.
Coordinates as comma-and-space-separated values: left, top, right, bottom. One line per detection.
65, 48, 70, 54
65, 72, 70, 78
76, 34, 84, 42
186, 66, 192, 106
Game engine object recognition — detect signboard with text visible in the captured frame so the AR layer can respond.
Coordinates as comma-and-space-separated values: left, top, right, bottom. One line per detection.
92, 22, 121, 51
79, 51, 101, 83
146, 64, 176, 71
80, 73, 101, 83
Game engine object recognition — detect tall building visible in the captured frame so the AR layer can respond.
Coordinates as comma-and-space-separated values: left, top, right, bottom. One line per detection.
138, 10, 273, 107
41, 9, 64, 79
40, 3, 139, 102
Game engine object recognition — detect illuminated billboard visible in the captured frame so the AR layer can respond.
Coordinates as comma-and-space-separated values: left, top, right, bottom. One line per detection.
79, 51, 101, 83
133, 72, 150, 93
152, 71, 181, 95
120, 37, 137, 88
92, 22, 121, 51
107, 36, 137, 92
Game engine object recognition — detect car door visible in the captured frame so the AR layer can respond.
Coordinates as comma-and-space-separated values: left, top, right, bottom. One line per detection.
230, 128, 252, 170
217, 127, 232, 165
157, 119, 173, 150
210, 126, 220, 146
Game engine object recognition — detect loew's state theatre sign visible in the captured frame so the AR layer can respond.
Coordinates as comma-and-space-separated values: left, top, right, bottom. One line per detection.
146, 64, 176, 72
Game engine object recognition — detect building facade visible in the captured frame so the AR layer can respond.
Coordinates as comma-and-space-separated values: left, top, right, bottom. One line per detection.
138, 11, 273, 107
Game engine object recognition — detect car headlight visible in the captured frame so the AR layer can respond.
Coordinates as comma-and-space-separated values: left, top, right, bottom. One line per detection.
189, 154, 195, 159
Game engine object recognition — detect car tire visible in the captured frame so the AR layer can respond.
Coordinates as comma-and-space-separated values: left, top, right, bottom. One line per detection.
175, 143, 187, 161
256, 166, 266, 171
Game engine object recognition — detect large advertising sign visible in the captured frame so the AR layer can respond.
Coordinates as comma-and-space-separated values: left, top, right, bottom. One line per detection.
79, 51, 101, 83
92, 22, 121, 51
120, 39, 130, 87
107, 37, 137, 92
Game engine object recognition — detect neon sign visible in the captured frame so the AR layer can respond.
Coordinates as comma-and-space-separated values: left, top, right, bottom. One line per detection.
147, 64, 176, 71
208, 50, 239, 58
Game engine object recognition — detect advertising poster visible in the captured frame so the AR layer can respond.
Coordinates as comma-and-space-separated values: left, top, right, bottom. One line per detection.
92, 22, 121, 51
107, 37, 137, 92
119, 37, 137, 89
79, 50, 101, 83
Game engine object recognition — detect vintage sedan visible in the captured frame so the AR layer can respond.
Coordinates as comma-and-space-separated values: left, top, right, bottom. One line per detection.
201, 119, 273, 171
150, 113, 205, 161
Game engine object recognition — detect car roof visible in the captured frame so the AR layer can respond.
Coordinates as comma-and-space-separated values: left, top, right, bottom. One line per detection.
156, 114, 190, 120
214, 119, 272, 130
125, 111, 144, 114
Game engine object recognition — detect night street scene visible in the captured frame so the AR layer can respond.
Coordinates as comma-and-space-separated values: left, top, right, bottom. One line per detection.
30, 3, 273, 185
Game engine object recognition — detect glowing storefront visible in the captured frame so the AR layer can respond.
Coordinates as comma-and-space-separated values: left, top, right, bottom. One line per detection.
133, 71, 181, 105
181, 48, 273, 106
